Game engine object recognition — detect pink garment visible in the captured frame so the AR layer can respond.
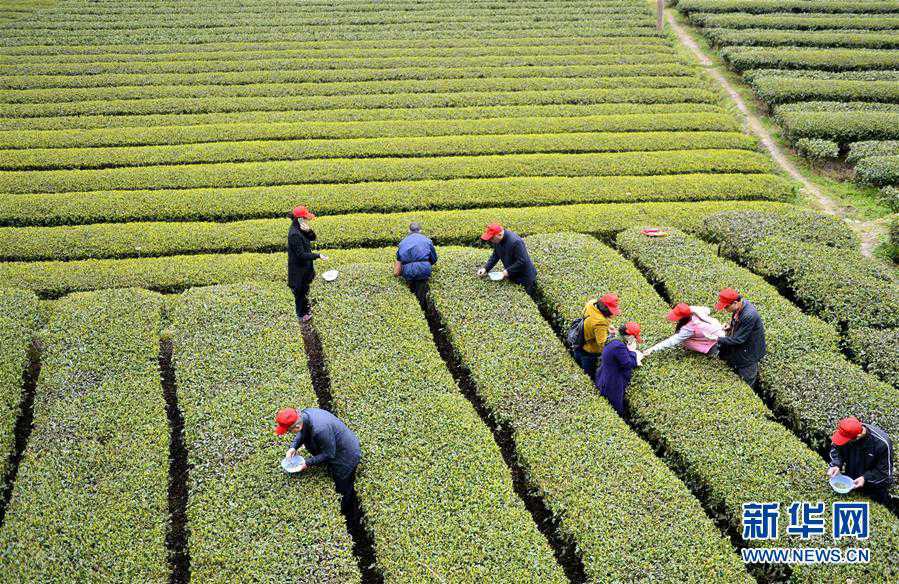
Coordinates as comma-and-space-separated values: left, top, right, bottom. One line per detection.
682, 314, 723, 353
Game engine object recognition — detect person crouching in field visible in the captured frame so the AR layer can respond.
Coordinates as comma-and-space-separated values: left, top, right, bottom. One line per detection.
288, 206, 328, 323
596, 322, 643, 416
642, 303, 725, 358
394, 222, 438, 295
573, 293, 620, 377
476, 222, 538, 296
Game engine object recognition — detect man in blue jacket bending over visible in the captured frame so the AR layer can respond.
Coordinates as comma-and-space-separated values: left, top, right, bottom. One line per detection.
713, 287, 767, 389
277, 407, 362, 518
394, 222, 438, 294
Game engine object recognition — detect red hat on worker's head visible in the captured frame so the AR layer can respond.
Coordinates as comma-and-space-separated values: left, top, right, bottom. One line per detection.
667, 303, 693, 322
480, 223, 503, 241
293, 205, 316, 220
274, 408, 299, 436
623, 321, 643, 344
715, 288, 740, 311
599, 293, 621, 315
831, 417, 863, 446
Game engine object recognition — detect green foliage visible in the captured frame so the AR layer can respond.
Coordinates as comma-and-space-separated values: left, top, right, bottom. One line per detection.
855, 155, 899, 186
749, 76, 899, 106
0, 289, 169, 581
0, 200, 796, 261
616, 228, 899, 487
847, 140, 899, 164
527, 232, 899, 580
775, 108, 899, 143
309, 264, 566, 582
0, 173, 792, 227
705, 28, 899, 50
693, 12, 899, 32
722, 46, 899, 73
880, 186, 899, 211
0, 288, 39, 479
847, 327, 899, 389
170, 282, 359, 583
428, 248, 749, 581
794, 138, 839, 160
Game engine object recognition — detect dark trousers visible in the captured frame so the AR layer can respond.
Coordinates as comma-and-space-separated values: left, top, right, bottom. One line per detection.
333, 468, 359, 521
860, 484, 892, 506
734, 361, 759, 388
573, 347, 598, 377
291, 278, 312, 319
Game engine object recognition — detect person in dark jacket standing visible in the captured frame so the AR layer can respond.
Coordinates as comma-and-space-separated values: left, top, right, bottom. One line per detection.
476, 223, 538, 295
394, 222, 438, 293
827, 417, 893, 505
595, 322, 643, 416
713, 288, 766, 388
288, 206, 328, 323
277, 407, 362, 517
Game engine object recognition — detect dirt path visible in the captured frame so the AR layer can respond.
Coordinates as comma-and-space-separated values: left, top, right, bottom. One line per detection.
666, 12, 883, 257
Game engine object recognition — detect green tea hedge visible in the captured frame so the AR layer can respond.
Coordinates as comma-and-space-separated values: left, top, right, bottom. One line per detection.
0, 149, 773, 194
0, 288, 39, 480
677, 0, 898, 15
721, 46, 899, 73
309, 263, 565, 581
0, 173, 791, 227
0, 288, 169, 581
855, 155, 899, 186
692, 13, 899, 32
847, 328, 899, 389
170, 282, 359, 583
428, 248, 749, 581
847, 140, 899, 164
749, 76, 899, 106
0, 200, 796, 261
527, 231, 899, 580
616, 229, 899, 485
794, 138, 839, 160
705, 28, 899, 50
1, 131, 756, 171
775, 109, 899, 143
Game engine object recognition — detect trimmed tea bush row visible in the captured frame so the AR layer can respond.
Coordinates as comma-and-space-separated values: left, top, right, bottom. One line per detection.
0, 288, 39, 479
0, 62, 694, 91
880, 186, 899, 211
855, 155, 899, 186
0, 247, 395, 297
677, 0, 898, 15
704, 28, 899, 50
0, 173, 793, 227
748, 76, 899, 106
0, 288, 169, 581
774, 109, 899, 143
691, 13, 899, 32
528, 231, 899, 580
0, 131, 757, 171
0, 199, 795, 262
0, 87, 721, 119
744, 69, 899, 82
794, 138, 839, 160
847, 327, 899, 389
0, 102, 726, 132
847, 140, 899, 164
721, 47, 899, 73
170, 282, 360, 583
309, 263, 567, 582
0, 73, 702, 105
427, 249, 749, 581
616, 229, 899, 486
0, 149, 773, 194
1, 111, 736, 149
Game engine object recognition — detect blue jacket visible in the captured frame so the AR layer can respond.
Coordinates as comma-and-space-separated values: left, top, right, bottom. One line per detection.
396, 233, 438, 281
595, 339, 638, 416
484, 229, 537, 285
716, 300, 766, 368
291, 408, 361, 479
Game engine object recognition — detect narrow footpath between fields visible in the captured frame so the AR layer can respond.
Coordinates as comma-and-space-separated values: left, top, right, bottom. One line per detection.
665, 11, 885, 257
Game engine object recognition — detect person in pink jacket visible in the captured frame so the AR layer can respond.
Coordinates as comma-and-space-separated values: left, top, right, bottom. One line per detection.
643, 303, 725, 357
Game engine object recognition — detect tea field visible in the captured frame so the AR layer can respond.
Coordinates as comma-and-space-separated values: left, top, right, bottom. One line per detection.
0, 0, 897, 582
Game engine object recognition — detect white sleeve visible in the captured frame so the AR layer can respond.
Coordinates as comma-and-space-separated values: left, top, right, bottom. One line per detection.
647, 328, 692, 353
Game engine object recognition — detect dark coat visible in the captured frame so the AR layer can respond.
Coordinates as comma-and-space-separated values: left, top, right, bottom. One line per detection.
291, 408, 361, 480
287, 221, 320, 289
483, 229, 537, 285
594, 339, 637, 416
829, 423, 893, 488
716, 300, 766, 369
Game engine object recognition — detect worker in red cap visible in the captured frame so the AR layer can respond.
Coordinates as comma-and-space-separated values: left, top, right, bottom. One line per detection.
277, 407, 362, 516
572, 293, 620, 377
712, 288, 766, 388
828, 417, 893, 504
595, 322, 643, 416
476, 223, 538, 296
643, 303, 725, 357
288, 206, 328, 323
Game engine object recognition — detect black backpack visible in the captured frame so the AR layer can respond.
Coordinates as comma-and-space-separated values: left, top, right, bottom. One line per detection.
566, 317, 586, 348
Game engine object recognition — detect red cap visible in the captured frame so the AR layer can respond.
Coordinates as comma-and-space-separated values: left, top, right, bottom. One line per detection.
715, 288, 740, 311
293, 206, 315, 220
599, 293, 621, 315
831, 417, 863, 446
667, 303, 693, 322
624, 321, 643, 343
274, 408, 299, 436
480, 223, 503, 241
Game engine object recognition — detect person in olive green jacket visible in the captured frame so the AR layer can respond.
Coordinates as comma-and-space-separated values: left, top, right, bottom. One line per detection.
574, 293, 620, 376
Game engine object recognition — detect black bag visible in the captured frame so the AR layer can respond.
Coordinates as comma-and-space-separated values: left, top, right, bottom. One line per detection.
566, 317, 586, 348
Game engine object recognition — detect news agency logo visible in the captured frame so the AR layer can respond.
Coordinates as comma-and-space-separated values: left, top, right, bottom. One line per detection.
740, 501, 871, 565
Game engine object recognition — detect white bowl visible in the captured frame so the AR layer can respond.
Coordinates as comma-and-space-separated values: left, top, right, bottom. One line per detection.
281, 454, 306, 473
488, 271, 504, 281
322, 270, 339, 282
829, 474, 854, 494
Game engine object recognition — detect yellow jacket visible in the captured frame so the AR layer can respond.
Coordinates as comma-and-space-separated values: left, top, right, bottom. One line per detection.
582, 300, 612, 353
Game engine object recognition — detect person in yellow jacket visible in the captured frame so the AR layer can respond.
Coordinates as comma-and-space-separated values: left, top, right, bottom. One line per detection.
573, 293, 620, 376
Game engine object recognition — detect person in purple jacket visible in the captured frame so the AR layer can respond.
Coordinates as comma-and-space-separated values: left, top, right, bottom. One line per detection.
595, 321, 643, 416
